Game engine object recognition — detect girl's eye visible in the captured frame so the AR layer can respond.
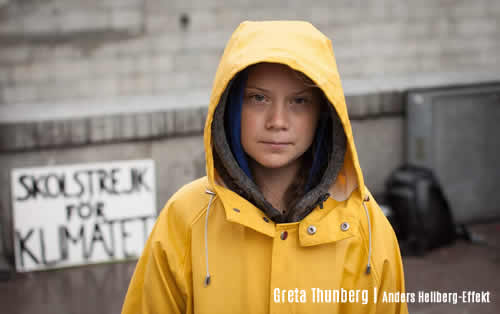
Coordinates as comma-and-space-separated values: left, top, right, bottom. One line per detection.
292, 97, 311, 105
245, 93, 268, 104
253, 94, 266, 102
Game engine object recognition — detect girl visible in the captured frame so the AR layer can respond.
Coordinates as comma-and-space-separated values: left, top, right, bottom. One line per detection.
122, 20, 408, 314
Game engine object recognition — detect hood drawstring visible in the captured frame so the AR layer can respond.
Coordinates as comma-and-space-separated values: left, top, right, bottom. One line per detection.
362, 195, 372, 274
204, 189, 216, 286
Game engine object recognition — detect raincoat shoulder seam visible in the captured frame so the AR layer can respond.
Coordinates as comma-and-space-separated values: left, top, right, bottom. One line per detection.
167, 177, 212, 273
178, 199, 212, 282
190, 197, 214, 227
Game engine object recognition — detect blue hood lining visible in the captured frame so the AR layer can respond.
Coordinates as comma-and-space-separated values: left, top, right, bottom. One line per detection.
224, 69, 253, 180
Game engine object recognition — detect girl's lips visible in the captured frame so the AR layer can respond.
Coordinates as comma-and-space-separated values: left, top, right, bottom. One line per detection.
260, 141, 292, 145
260, 141, 292, 149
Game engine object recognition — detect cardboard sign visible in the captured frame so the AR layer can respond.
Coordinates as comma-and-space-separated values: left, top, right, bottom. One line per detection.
11, 160, 156, 272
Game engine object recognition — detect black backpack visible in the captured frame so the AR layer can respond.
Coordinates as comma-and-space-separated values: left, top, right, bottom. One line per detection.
384, 164, 456, 256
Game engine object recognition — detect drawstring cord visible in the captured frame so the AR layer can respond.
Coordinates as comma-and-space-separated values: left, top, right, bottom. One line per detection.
362, 195, 372, 274
204, 189, 216, 286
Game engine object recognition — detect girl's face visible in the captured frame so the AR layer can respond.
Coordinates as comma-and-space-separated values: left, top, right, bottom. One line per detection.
241, 63, 321, 171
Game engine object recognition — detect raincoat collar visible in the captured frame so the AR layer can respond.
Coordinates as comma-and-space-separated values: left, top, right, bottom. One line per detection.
212, 179, 361, 246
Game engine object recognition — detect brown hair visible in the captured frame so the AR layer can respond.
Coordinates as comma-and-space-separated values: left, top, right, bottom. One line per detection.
283, 68, 327, 214
283, 148, 313, 213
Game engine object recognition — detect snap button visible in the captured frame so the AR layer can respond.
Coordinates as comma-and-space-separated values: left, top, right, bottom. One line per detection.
340, 222, 350, 231
280, 231, 288, 240
262, 217, 270, 223
307, 225, 317, 235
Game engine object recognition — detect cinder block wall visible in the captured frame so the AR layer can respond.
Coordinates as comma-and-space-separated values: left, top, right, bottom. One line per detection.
0, 0, 499, 104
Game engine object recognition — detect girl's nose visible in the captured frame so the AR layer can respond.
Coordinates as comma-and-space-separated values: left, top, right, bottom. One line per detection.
265, 102, 289, 130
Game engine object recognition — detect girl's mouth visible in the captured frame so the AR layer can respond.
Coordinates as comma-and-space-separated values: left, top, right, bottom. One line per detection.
260, 141, 292, 149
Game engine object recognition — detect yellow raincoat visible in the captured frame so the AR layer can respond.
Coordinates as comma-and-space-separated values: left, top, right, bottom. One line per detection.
122, 21, 408, 314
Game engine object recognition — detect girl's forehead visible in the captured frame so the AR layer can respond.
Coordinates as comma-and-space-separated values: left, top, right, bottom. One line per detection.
245, 63, 312, 91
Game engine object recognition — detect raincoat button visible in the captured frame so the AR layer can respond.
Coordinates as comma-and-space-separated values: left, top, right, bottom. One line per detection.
262, 217, 270, 223
280, 231, 288, 240
341, 222, 350, 231
307, 225, 317, 235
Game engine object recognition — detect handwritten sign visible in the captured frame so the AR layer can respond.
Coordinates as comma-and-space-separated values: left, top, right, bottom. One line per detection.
11, 160, 156, 272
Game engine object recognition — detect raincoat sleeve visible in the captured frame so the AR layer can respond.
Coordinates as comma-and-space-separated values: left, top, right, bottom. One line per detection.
121, 199, 193, 314
365, 188, 409, 314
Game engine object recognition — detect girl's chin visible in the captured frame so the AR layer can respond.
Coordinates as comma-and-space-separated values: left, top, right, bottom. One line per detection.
252, 156, 299, 171
256, 162, 288, 170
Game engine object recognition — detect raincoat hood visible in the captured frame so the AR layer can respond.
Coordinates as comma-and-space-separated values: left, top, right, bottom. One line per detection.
205, 21, 365, 217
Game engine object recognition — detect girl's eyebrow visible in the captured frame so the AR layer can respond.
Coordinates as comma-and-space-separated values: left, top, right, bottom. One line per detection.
292, 88, 314, 95
245, 86, 313, 95
245, 85, 271, 93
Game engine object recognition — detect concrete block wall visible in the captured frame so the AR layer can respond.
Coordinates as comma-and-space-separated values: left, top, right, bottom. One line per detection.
0, 0, 499, 105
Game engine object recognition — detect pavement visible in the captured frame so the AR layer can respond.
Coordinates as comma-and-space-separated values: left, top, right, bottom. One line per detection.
403, 223, 500, 314
1, 223, 498, 314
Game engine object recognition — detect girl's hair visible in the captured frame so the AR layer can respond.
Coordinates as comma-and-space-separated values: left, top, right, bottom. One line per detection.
284, 92, 329, 214
283, 148, 312, 213
278, 66, 329, 214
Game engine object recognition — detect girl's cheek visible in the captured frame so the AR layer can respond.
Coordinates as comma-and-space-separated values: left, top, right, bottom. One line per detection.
241, 112, 258, 133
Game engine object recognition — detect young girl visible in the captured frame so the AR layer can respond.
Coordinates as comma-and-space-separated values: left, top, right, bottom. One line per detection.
122, 21, 408, 314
